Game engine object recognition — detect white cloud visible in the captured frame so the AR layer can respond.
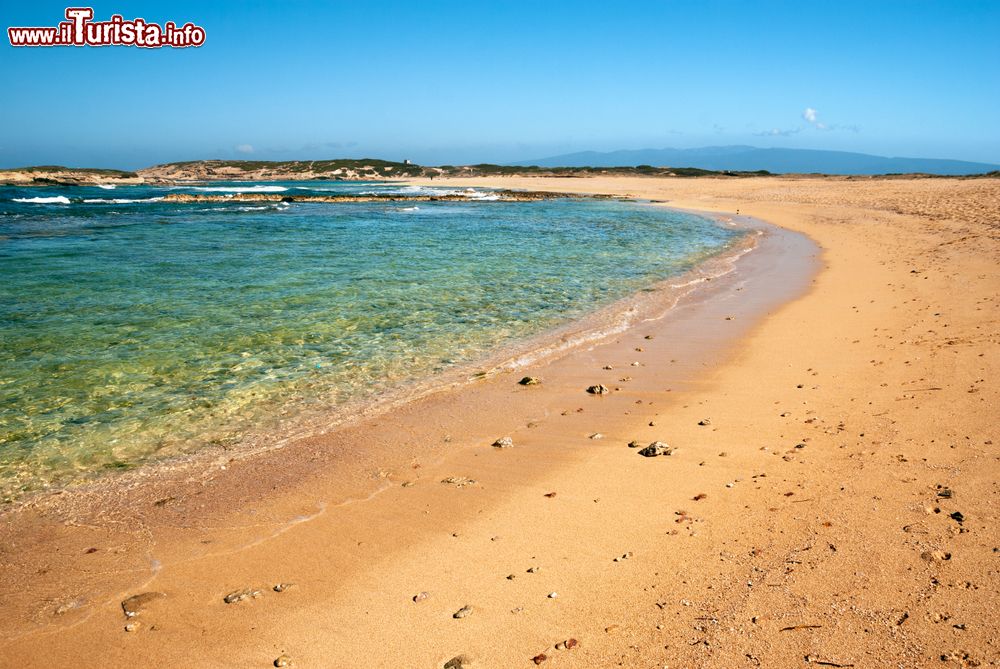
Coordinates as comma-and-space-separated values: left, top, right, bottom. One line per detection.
802, 107, 818, 123
235, 144, 254, 154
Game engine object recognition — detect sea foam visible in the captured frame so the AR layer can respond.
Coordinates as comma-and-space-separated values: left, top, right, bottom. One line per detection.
192, 185, 289, 193
12, 196, 72, 204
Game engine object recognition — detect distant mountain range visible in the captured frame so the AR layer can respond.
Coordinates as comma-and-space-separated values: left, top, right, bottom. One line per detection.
516, 146, 999, 176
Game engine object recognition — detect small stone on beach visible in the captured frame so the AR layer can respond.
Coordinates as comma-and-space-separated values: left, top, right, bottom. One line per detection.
492, 436, 513, 448
274, 655, 292, 667
586, 384, 610, 395
223, 588, 262, 605
441, 476, 476, 487
519, 376, 541, 386
638, 441, 675, 457
453, 605, 473, 619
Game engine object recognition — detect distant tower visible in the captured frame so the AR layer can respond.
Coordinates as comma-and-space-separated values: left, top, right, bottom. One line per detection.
403, 159, 412, 165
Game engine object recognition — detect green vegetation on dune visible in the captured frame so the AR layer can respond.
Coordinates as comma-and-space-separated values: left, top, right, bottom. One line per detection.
2, 165, 138, 177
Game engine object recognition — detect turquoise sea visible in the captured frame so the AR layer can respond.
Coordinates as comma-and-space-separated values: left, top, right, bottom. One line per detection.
0, 181, 743, 500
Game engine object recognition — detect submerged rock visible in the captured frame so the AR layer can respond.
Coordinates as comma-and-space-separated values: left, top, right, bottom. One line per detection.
121, 592, 166, 618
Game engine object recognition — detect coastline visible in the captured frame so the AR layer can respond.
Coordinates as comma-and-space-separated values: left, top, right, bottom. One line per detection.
1, 175, 996, 668
0, 199, 754, 503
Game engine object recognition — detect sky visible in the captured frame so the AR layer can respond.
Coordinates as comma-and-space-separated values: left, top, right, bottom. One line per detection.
1, 0, 998, 169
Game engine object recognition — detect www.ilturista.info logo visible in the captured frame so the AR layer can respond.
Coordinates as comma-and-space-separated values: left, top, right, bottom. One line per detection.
8, 7, 205, 48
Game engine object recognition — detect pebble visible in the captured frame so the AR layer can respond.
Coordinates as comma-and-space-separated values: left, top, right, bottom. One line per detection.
532, 653, 548, 665
586, 384, 610, 395
527, 567, 539, 573
444, 655, 473, 669
589, 433, 603, 440
274, 655, 292, 668
441, 476, 476, 487
273, 583, 293, 593
638, 441, 675, 457
453, 605, 473, 619
492, 436, 513, 448
698, 418, 711, 426
519, 377, 541, 386
628, 440, 642, 448
124, 622, 140, 633
548, 592, 558, 598
613, 552, 633, 562
413, 591, 429, 602
223, 588, 262, 605
555, 638, 579, 650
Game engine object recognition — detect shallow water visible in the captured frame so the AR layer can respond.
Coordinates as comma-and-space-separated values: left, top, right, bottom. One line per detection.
0, 181, 743, 498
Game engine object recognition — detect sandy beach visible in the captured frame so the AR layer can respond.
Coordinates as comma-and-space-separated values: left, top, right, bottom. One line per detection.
1, 175, 997, 668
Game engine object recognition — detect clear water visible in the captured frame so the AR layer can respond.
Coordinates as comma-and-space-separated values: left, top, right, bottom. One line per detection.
0, 181, 742, 499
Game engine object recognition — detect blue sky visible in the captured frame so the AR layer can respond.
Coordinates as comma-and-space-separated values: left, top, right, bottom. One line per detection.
1, 0, 998, 168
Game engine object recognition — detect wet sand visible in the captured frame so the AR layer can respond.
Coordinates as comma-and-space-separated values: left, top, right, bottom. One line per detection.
0, 175, 997, 668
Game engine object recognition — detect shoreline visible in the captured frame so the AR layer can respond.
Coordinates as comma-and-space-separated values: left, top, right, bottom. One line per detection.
1, 175, 996, 668
0, 200, 756, 505
0, 200, 817, 635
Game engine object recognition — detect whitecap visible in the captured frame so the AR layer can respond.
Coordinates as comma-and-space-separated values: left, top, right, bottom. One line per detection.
191, 185, 288, 193
12, 196, 71, 204
97, 184, 117, 190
